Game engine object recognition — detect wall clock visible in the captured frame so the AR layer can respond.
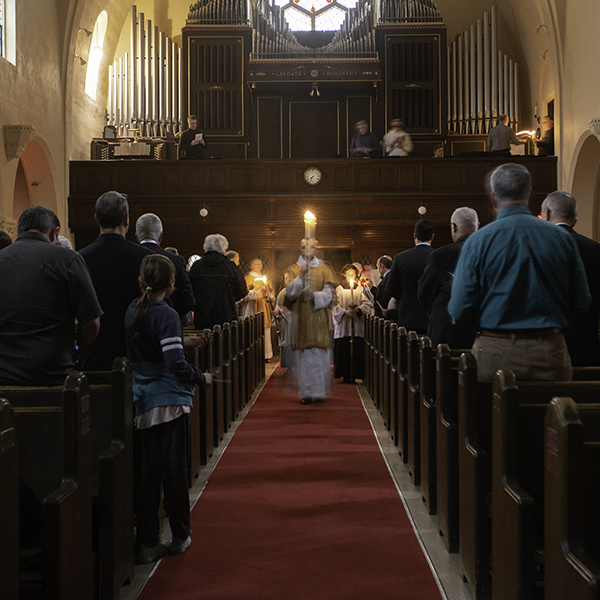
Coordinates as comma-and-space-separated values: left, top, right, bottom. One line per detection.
304, 167, 322, 185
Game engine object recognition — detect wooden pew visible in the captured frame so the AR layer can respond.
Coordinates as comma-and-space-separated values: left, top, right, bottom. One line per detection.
491, 371, 600, 600
2, 373, 93, 600
372, 317, 381, 410
435, 345, 460, 553
198, 328, 217, 458
0, 399, 18, 600
457, 351, 493, 600
376, 318, 385, 413
84, 357, 135, 600
419, 336, 437, 514
406, 331, 422, 485
396, 326, 409, 460
211, 325, 225, 445
389, 324, 399, 443
244, 318, 254, 401
223, 322, 238, 424
381, 321, 391, 428
365, 315, 374, 398
236, 319, 248, 411
545, 397, 600, 600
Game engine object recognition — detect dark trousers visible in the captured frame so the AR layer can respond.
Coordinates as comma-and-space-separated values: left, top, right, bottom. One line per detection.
334, 336, 365, 382
137, 415, 190, 546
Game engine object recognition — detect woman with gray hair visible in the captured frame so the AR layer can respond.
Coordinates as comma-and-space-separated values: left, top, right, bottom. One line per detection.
204, 233, 229, 254
189, 234, 248, 330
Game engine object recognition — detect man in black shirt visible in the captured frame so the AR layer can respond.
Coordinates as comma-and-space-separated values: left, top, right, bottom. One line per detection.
179, 115, 207, 159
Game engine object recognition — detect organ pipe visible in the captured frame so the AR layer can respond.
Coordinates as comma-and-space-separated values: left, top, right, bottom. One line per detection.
447, 6, 519, 134
106, 6, 183, 139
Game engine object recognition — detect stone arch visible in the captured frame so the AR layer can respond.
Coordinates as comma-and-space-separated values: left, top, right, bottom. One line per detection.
569, 132, 600, 240
12, 138, 57, 221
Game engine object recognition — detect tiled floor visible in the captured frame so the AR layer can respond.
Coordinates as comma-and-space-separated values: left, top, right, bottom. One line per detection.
121, 365, 471, 600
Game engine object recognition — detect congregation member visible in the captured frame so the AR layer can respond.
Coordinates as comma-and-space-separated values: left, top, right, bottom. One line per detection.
541, 191, 600, 366
349, 120, 379, 158
285, 238, 336, 405
333, 264, 372, 384
386, 220, 435, 334
418, 207, 479, 349
135, 213, 195, 319
383, 117, 413, 157
433, 144, 444, 158
80, 191, 153, 371
486, 114, 523, 156
125, 254, 212, 563
188, 234, 247, 331
449, 163, 591, 382
0, 206, 101, 385
242, 258, 275, 362
534, 115, 555, 156
272, 270, 295, 376
373, 255, 393, 319
225, 250, 240, 265
179, 114, 207, 159
0, 229, 12, 249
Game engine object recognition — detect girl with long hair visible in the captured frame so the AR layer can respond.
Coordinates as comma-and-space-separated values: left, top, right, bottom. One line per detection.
125, 254, 211, 563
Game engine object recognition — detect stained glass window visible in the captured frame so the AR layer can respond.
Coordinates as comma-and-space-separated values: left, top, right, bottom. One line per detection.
274, 0, 360, 32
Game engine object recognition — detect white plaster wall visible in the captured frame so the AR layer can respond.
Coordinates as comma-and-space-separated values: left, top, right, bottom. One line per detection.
0, 0, 66, 228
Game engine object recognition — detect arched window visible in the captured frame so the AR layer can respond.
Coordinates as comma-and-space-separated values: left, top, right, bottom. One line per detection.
85, 11, 108, 100
274, 0, 359, 31
0, 0, 16, 64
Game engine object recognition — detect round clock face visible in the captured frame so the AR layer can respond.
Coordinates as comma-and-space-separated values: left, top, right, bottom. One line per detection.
304, 167, 322, 185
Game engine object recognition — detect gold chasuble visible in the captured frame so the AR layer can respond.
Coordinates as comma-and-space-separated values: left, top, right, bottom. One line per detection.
245, 272, 272, 329
287, 262, 335, 351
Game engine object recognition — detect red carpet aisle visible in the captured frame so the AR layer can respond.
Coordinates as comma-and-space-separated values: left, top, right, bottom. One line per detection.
139, 368, 443, 600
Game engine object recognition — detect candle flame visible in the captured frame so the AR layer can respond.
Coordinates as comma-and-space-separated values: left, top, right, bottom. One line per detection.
304, 210, 316, 225
349, 278, 355, 288
254, 276, 267, 283
517, 130, 537, 137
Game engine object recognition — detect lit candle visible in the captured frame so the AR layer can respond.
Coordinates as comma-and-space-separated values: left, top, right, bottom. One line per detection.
304, 210, 316, 241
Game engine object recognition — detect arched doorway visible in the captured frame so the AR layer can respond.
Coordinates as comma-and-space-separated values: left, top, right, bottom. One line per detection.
570, 134, 600, 240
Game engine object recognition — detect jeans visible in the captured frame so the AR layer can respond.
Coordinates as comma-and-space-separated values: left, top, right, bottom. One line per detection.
137, 415, 190, 546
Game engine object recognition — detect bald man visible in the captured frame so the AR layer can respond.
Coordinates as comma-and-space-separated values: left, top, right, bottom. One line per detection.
418, 207, 480, 349
541, 191, 600, 366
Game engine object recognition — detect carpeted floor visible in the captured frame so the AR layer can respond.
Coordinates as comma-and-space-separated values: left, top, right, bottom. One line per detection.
138, 368, 443, 600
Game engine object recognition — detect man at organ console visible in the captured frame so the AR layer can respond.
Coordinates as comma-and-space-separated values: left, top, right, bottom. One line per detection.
349, 120, 380, 158
179, 115, 207, 159
486, 114, 524, 156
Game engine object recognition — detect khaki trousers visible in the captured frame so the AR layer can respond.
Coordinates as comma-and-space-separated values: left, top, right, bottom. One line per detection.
472, 331, 572, 382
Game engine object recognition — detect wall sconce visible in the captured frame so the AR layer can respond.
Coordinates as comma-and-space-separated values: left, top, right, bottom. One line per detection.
309, 82, 321, 97
589, 118, 600, 144
79, 28, 93, 37
75, 54, 87, 65
533, 24, 547, 34
199, 207, 209, 218
541, 49, 550, 60
418, 204, 427, 216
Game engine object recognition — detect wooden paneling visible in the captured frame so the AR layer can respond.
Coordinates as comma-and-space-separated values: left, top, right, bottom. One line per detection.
290, 102, 339, 159
69, 156, 556, 283
258, 97, 283, 159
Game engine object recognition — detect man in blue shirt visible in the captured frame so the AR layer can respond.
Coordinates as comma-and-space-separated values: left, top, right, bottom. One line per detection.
448, 163, 591, 381
349, 120, 380, 158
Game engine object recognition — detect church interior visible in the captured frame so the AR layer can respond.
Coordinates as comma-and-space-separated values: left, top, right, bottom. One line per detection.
2, 0, 600, 598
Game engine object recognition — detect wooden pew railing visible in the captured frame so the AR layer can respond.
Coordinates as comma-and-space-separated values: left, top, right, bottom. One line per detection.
364, 315, 600, 600
1, 373, 93, 600
545, 397, 600, 600
84, 358, 135, 600
0, 398, 18, 600
491, 370, 600, 600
